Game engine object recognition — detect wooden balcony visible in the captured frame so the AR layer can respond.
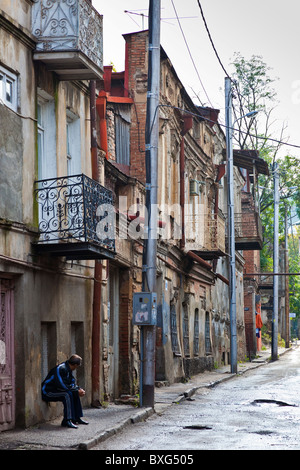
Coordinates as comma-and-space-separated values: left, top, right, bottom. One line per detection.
33, 174, 115, 260
185, 211, 227, 260
234, 210, 263, 251
32, 0, 103, 80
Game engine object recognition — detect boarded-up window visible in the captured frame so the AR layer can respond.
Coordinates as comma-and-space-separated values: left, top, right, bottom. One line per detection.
115, 105, 131, 166
41, 322, 57, 380
71, 322, 84, 387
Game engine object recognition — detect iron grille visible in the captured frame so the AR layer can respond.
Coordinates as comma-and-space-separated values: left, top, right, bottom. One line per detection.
170, 304, 180, 355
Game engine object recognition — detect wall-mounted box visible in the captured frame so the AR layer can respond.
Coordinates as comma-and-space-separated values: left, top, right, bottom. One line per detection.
133, 293, 157, 326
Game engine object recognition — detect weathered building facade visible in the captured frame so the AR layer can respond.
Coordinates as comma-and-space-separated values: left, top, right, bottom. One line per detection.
236, 150, 269, 357
0, 0, 113, 429
0, 2, 267, 431
97, 30, 248, 392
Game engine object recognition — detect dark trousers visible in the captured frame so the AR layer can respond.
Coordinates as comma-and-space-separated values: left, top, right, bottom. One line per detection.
42, 389, 83, 421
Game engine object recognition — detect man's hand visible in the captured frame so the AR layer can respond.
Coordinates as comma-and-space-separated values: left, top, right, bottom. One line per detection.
78, 388, 85, 397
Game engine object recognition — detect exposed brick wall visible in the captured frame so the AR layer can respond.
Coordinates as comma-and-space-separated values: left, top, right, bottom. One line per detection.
124, 32, 148, 183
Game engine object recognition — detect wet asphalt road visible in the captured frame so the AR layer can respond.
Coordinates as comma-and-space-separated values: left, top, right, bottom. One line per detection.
93, 347, 300, 450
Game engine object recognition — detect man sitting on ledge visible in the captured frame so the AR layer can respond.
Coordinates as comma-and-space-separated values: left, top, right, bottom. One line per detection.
42, 354, 88, 429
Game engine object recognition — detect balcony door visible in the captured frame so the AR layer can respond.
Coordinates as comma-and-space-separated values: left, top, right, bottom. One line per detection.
37, 92, 57, 241
66, 111, 83, 241
37, 92, 57, 181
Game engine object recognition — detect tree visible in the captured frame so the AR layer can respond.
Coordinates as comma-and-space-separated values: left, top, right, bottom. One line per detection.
231, 53, 300, 324
231, 52, 287, 154
287, 226, 300, 319
230, 53, 300, 271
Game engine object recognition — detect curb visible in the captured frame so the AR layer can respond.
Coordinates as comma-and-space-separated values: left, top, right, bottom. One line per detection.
78, 407, 154, 450
78, 347, 294, 450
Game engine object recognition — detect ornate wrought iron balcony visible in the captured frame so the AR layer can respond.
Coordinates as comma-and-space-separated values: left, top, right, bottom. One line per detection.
33, 174, 115, 260
32, 0, 103, 80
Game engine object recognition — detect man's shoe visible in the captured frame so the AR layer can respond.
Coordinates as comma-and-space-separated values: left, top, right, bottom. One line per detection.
76, 418, 89, 425
61, 419, 78, 429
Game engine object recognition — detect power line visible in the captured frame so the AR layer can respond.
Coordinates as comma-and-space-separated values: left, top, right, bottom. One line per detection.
195, 1, 248, 117
153, 103, 300, 150
196, 0, 231, 79
170, 0, 213, 107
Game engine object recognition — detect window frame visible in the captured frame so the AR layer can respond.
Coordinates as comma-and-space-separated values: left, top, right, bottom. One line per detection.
114, 105, 131, 166
66, 109, 81, 176
0, 65, 18, 111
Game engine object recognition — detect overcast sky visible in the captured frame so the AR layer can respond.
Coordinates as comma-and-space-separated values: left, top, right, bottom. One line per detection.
93, 0, 300, 158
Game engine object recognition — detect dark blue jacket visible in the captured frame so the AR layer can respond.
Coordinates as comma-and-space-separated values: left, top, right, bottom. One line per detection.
42, 361, 79, 395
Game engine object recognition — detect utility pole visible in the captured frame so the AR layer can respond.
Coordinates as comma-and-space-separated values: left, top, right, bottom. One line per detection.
272, 162, 279, 361
284, 204, 290, 348
225, 77, 237, 374
141, 0, 161, 407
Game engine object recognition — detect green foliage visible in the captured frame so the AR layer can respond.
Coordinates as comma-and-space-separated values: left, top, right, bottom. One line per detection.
287, 228, 300, 317
231, 53, 300, 318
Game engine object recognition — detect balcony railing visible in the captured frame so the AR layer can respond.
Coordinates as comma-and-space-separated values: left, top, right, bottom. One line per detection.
184, 211, 226, 259
33, 174, 115, 260
234, 211, 263, 250
32, 0, 103, 80
205, 212, 226, 254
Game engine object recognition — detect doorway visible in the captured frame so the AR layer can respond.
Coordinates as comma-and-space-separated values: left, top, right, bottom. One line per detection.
0, 279, 15, 431
107, 267, 119, 400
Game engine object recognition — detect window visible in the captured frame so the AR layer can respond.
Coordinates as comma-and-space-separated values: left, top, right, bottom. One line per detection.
182, 303, 190, 356
37, 93, 57, 180
37, 103, 44, 180
115, 105, 130, 166
205, 312, 212, 355
170, 304, 180, 355
37, 92, 57, 241
194, 308, 199, 356
66, 110, 81, 176
0, 66, 17, 111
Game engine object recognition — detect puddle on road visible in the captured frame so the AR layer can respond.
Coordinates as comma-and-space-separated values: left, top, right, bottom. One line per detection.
251, 430, 274, 435
252, 399, 297, 407
183, 424, 212, 430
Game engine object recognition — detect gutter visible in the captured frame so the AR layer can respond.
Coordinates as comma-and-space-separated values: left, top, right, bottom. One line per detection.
90, 80, 102, 407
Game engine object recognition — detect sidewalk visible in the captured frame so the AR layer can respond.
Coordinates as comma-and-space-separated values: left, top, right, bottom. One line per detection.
0, 346, 292, 450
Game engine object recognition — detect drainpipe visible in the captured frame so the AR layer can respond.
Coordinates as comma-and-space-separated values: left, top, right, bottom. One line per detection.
187, 250, 213, 271
90, 79, 102, 407
180, 115, 193, 249
97, 91, 109, 160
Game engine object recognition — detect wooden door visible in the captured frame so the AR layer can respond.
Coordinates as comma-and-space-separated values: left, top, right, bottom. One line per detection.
0, 279, 15, 431
107, 268, 119, 400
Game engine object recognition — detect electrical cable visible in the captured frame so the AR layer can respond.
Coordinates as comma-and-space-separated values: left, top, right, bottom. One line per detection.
150, 102, 300, 150
196, 0, 231, 80
171, 0, 213, 107
195, 1, 250, 119
0, 98, 37, 122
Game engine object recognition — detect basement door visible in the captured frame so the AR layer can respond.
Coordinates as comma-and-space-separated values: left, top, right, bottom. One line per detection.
0, 279, 15, 431
107, 268, 119, 400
